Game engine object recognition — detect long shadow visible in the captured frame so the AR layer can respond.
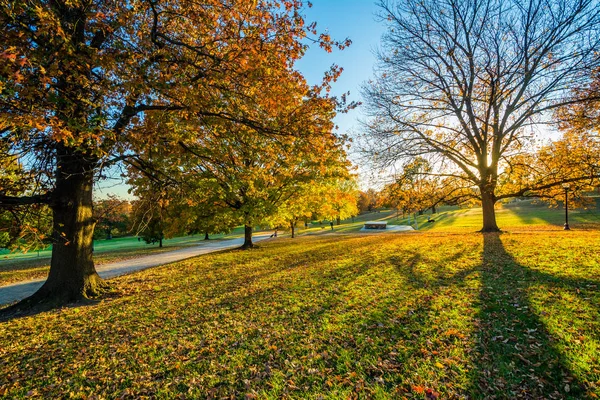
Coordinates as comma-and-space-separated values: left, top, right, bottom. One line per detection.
506, 202, 600, 229
473, 233, 588, 398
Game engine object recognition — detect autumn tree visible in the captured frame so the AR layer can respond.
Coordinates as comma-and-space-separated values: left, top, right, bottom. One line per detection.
317, 178, 359, 225
130, 172, 237, 242
134, 97, 352, 248
0, 142, 52, 250
381, 157, 473, 217
496, 132, 600, 204
364, 0, 600, 232
268, 176, 357, 238
0, 0, 347, 311
93, 198, 131, 240
357, 189, 381, 213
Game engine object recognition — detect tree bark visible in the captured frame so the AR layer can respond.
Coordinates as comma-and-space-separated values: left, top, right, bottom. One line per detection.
431, 205, 437, 214
204, 232, 210, 240
242, 224, 253, 249
20, 151, 107, 310
290, 220, 295, 238
336, 216, 341, 225
480, 186, 500, 232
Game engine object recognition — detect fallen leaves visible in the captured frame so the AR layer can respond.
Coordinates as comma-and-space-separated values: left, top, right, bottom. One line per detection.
0, 232, 599, 398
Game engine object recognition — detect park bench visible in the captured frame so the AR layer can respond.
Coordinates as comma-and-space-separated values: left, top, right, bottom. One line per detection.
364, 221, 387, 230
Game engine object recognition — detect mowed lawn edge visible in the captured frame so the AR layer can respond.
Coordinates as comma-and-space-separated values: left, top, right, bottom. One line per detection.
0, 232, 599, 399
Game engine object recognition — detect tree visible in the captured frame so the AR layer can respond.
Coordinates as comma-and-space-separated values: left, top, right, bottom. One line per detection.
93, 198, 131, 240
268, 177, 357, 238
139, 104, 352, 248
497, 132, 600, 204
381, 158, 473, 217
0, 0, 347, 310
358, 189, 381, 213
364, 0, 600, 232
317, 178, 359, 225
130, 174, 237, 242
0, 147, 53, 251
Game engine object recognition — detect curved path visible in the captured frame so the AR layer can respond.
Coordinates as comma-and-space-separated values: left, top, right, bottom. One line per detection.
0, 234, 270, 306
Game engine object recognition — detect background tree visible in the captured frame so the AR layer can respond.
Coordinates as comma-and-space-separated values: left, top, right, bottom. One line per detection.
357, 189, 381, 213
93, 198, 131, 240
381, 159, 473, 219
496, 132, 600, 205
141, 112, 352, 249
317, 178, 360, 225
0, 142, 52, 251
364, 0, 600, 232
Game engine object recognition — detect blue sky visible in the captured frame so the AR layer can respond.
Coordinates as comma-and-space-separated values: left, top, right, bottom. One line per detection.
295, 0, 386, 137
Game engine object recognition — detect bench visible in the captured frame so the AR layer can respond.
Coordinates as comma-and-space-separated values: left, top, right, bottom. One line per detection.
364, 221, 387, 230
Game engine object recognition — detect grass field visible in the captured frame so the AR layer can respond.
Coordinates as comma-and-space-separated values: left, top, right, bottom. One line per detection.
311, 201, 600, 234
1, 231, 598, 398
2, 203, 599, 286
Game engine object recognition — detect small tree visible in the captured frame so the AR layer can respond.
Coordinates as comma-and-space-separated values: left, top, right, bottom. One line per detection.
317, 179, 360, 225
93, 199, 131, 240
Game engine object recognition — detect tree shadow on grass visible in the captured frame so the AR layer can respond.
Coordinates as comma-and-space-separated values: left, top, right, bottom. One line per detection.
473, 233, 590, 399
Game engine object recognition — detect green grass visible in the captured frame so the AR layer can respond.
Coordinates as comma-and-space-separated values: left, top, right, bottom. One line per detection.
381, 202, 600, 233
0, 228, 249, 286
1, 232, 599, 398
295, 202, 600, 235
2, 203, 599, 286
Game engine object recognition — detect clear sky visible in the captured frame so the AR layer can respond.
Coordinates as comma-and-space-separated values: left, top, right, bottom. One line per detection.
95, 1, 386, 199
295, 0, 386, 138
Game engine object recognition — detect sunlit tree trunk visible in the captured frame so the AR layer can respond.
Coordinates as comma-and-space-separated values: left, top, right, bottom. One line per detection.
31, 150, 106, 306
480, 185, 500, 232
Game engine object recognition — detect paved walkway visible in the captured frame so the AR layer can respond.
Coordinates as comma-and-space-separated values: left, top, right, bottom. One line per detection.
0, 234, 270, 306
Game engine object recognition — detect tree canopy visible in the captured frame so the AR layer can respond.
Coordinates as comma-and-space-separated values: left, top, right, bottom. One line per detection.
0, 0, 352, 312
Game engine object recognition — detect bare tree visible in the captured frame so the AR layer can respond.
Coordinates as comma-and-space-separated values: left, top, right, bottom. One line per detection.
363, 0, 600, 231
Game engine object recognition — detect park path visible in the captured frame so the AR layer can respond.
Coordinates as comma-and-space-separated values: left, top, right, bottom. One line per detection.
0, 234, 270, 306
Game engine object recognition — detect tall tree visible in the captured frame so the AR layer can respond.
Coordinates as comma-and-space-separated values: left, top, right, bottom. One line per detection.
0, 0, 345, 310
364, 0, 600, 231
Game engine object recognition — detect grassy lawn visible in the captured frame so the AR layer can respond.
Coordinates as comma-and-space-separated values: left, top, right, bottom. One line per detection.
1, 232, 598, 398
301, 202, 600, 235
0, 230, 247, 286
3, 203, 596, 287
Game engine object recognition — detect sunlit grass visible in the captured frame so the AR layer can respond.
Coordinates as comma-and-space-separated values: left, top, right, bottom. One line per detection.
1, 231, 598, 398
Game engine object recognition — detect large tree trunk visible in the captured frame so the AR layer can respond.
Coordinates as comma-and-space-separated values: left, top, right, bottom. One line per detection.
336, 216, 341, 225
242, 224, 253, 249
19, 152, 107, 311
204, 232, 210, 240
290, 220, 295, 238
480, 186, 500, 232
